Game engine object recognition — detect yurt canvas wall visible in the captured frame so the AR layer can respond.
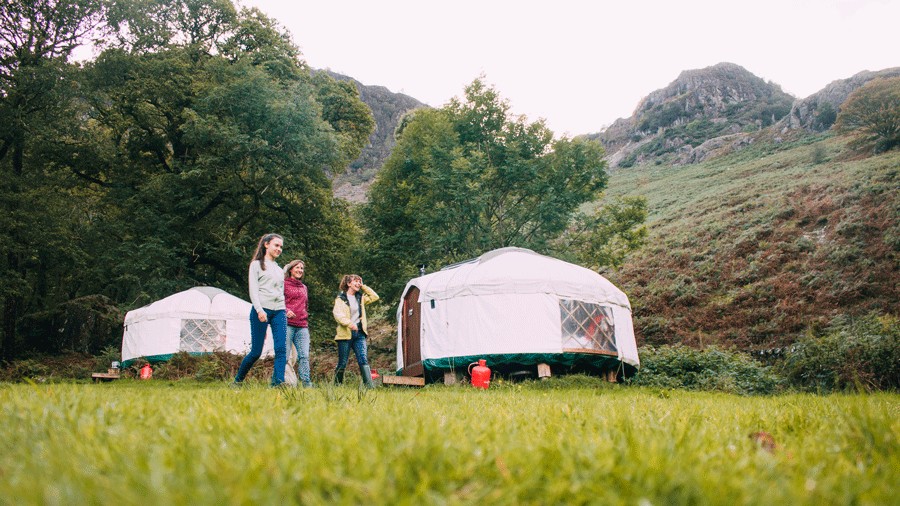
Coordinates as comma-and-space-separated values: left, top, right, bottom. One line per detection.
396, 248, 639, 378
122, 286, 272, 366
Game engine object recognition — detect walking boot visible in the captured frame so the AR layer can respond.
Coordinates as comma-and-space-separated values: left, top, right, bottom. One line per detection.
334, 368, 345, 384
361, 365, 375, 389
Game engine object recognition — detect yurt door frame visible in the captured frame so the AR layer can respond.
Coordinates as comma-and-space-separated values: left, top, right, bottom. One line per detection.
401, 286, 424, 377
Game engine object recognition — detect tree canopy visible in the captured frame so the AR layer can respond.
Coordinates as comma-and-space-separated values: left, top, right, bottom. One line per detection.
835, 77, 900, 153
0, 0, 374, 359
363, 79, 644, 300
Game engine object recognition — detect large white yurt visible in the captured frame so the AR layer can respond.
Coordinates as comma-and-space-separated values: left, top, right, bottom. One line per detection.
121, 286, 273, 366
395, 247, 639, 380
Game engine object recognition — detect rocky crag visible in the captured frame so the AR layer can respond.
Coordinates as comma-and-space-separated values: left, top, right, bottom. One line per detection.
590, 62, 794, 168
324, 71, 427, 202
593, 63, 900, 169
777, 67, 900, 133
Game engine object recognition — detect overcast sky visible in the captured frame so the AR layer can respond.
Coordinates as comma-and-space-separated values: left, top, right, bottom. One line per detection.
241, 0, 899, 136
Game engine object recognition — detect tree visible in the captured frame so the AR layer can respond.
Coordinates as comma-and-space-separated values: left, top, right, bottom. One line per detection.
70, 5, 373, 316
104, 0, 237, 53
0, 0, 375, 358
0, 0, 106, 361
834, 77, 900, 153
363, 79, 612, 300
564, 196, 648, 271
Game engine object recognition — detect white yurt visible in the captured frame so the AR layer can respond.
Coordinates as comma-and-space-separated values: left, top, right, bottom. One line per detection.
395, 247, 639, 379
121, 286, 273, 366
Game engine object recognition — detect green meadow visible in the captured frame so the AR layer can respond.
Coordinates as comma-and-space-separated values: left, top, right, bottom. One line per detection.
1, 380, 896, 505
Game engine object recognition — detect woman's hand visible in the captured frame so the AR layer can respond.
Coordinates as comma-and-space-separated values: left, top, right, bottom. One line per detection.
350, 323, 358, 331
286, 310, 296, 319
257, 311, 268, 323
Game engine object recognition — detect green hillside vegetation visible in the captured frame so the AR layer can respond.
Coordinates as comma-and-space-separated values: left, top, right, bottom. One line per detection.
602, 134, 899, 349
1, 383, 896, 504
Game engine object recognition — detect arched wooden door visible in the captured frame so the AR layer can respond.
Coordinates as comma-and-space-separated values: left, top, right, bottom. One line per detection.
401, 286, 423, 377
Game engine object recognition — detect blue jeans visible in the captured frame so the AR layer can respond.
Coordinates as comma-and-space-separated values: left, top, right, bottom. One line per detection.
287, 326, 312, 387
336, 330, 369, 371
235, 308, 287, 386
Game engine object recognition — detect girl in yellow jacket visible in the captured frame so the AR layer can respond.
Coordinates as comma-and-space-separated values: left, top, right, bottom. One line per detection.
332, 274, 379, 387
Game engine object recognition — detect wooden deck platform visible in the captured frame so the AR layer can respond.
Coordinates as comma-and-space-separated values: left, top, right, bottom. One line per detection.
381, 375, 425, 387
91, 372, 121, 382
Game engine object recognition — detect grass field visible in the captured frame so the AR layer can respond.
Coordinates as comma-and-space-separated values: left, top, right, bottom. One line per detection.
1, 379, 896, 505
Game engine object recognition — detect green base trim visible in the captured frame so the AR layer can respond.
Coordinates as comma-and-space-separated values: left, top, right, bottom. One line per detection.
121, 352, 210, 368
416, 352, 635, 376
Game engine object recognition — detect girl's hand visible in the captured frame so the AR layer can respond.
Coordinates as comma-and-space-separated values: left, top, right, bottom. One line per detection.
257, 311, 268, 323
350, 324, 358, 331
286, 310, 296, 319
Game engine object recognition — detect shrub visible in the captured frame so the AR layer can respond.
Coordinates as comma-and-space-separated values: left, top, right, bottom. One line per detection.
195, 354, 228, 382
0, 359, 51, 382
629, 345, 779, 395
777, 313, 900, 392
93, 345, 122, 371
834, 77, 900, 153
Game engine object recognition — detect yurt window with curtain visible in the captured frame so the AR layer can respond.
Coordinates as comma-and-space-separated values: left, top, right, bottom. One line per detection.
179, 319, 227, 353
559, 300, 617, 354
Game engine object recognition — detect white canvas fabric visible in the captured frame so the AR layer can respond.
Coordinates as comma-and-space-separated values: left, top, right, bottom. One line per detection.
421, 293, 562, 360
397, 247, 640, 368
414, 247, 631, 309
122, 287, 273, 363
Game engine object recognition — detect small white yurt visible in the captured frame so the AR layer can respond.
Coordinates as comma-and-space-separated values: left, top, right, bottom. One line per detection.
396, 247, 639, 379
122, 286, 273, 366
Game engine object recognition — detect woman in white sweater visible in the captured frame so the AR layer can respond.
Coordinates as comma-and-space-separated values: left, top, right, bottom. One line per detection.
234, 233, 289, 386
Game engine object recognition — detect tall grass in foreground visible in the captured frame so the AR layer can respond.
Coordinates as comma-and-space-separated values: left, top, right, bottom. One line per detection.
0, 381, 896, 505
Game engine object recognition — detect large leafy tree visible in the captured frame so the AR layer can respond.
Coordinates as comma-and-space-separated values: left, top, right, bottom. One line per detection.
0, 0, 374, 357
363, 79, 615, 300
69, 2, 373, 312
0, 0, 107, 360
835, 77, 900, 153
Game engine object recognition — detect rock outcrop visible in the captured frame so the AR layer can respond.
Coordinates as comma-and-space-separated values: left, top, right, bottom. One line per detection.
778, 67, 900, 133
325, 71, 427, 202
590, 62, 794, 168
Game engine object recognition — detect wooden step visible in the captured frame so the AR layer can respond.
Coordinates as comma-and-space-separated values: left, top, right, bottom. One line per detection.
91, 372, 121, 382
381, 375, 425, 387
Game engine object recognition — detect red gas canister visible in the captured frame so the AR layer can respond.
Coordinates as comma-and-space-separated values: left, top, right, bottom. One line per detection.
468, 359, 491, 389
139, 363, 153, 380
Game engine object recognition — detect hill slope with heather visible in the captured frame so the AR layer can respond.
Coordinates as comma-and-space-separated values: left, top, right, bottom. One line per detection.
601, 134, 899, 349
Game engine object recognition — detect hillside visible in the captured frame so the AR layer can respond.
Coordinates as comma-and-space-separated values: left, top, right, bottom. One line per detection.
324, 71, 427, 202
601, 135, 899, 349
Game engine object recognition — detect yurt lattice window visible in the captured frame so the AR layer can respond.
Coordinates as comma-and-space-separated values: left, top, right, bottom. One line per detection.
559, 300, 617, 354
179, 319, 227, 353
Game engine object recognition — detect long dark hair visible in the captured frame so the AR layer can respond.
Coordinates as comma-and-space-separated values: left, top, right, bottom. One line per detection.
250, 233, 282, 270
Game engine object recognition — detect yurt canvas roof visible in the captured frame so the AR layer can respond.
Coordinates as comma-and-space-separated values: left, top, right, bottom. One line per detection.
122, 286, 271, 365
413, 247, 630, 308
124, 286, 249, 325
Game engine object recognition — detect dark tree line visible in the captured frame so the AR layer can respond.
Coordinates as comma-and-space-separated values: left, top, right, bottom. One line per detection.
0, 0, 374, 359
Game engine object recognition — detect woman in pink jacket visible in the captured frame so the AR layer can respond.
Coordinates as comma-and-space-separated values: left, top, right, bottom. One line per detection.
284, 259, 313, 387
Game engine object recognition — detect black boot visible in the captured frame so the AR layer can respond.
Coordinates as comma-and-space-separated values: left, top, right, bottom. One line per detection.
361, 365, 375, 389
334, 368, 345, 384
